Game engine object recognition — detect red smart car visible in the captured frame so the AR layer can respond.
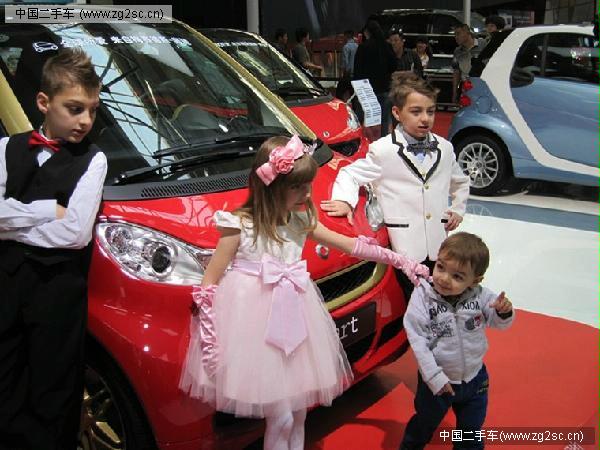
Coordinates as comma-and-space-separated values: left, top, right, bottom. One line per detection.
0, 17, 408, 449
202, 28, 369, 160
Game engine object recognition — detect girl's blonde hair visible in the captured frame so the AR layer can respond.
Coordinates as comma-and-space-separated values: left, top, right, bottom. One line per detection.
236, 136, 318, 244
388, 71, 439, 109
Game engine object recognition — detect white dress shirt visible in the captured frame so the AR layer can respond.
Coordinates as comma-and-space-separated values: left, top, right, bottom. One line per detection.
0, 136, 107, 249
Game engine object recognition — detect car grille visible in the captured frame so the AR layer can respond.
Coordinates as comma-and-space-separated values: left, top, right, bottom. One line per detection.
377, 316, 404, 347
328, 139, 360, 157
317, 261, 384, 310
345, 332, 375, 363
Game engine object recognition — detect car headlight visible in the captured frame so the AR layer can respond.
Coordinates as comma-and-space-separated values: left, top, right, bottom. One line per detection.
97, 222, 213, 285
346, 103, 361, 130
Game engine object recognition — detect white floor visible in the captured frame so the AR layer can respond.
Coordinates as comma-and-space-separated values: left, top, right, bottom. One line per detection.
458, 183, 598, 328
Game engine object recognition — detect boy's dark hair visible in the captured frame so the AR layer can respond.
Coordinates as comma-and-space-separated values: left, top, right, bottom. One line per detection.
295, 27, 309, 43
485, 15, 506, 30
274, 28, 287, 40
439, 232, 490, 278
343, 29, 354, 39
388, 71, 439, 109
40, 48, 101, 98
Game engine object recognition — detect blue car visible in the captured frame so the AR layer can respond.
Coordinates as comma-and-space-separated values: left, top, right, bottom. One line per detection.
448, 24, 598, 195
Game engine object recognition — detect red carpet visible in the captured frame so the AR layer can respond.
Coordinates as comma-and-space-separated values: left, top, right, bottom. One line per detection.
304, 310, 598, 449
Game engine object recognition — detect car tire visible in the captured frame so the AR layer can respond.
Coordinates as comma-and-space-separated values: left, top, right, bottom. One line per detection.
455, 134, 511, 196
80, 345, 157, 450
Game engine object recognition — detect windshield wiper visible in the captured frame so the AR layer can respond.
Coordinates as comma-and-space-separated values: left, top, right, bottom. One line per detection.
275, 85, 326, 97
113, 148, 256, 185
152, 131, 286, 159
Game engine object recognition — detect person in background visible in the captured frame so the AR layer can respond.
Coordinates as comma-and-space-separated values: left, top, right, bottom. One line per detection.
415, 36, 433, 71
451, 24, 485, 104
341, 29, 358, 78
273, 28, 290, 57
382, 29, 425, 133
292, 27, 324, 75
352, 20, 396, 136
336, 29, 358, 101
388, 29, 423, 78
485, 15, 506, 34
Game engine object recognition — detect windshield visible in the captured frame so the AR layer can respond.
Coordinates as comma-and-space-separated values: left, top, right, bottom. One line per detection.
0, 22, 311, 184
203, 29, 327, 100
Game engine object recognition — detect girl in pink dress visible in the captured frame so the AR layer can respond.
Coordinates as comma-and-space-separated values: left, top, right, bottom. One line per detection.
179, 135, 429, 450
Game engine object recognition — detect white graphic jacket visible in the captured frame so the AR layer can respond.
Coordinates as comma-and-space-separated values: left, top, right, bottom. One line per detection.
404, 281, 514, 394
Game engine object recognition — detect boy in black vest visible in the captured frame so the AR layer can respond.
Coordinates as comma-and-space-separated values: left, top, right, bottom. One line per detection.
0, 48, 106, 450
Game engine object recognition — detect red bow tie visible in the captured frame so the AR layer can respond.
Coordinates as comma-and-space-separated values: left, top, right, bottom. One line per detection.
29, 131, 61, 152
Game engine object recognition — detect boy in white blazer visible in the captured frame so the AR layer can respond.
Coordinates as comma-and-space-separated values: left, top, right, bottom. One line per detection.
321, 72, 469, 299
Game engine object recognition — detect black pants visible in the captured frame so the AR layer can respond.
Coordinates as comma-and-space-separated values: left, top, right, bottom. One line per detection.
395, 258, 436, 303
400, 366, 489, 449
0, 260, 87, 450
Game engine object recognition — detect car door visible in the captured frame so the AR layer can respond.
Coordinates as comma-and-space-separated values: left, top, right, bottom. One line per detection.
510, 32, 598, 167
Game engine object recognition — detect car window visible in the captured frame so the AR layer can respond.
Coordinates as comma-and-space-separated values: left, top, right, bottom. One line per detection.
0, 23, 309, 184
431, 14, 460, 35
397, 14, 429, 34
544, 33, 598, 83
514, 34, 545, 76
204, 32, 326, 99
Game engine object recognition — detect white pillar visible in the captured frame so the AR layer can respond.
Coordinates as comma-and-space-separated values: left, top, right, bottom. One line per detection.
464, 0, 471, 26
246, 0, 259, 34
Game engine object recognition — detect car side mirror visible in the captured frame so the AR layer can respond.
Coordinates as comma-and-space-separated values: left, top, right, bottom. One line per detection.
510, 67, 534, 87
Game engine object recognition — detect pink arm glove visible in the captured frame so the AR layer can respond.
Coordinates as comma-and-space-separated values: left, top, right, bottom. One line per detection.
190, 284, 218, 378
351, 236, 430, 286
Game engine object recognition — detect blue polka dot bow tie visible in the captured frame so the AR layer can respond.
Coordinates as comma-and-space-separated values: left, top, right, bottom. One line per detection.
406, 141, 438, 155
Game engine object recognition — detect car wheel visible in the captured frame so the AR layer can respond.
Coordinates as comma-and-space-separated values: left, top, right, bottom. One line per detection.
80, 348, 156, 450
455, 134, 511, 196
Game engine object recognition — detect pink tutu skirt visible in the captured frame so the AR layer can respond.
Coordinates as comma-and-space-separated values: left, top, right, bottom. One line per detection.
179, 268, 353, 418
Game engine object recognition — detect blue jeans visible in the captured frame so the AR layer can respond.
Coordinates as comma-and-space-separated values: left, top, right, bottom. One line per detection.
401, 365, 489, 450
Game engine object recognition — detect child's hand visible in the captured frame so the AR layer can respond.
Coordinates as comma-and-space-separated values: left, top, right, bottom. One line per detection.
490, 291, 513, 314
436, 383, 455, 396
56, 205, 67, 219
320, 200, 354, 225
444, 211, 463, 231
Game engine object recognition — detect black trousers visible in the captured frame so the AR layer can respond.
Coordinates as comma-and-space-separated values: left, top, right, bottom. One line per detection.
0, 260, 87, 450
395, 258, 436, 303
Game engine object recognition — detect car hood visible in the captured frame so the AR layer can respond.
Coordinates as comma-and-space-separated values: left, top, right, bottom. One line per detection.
99, 157, 387, 279
290, 98, 362, 145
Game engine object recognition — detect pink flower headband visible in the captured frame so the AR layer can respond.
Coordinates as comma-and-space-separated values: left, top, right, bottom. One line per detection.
255, 135, 316, 185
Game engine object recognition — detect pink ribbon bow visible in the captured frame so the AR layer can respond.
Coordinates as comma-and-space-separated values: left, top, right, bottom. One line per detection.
261, 255, 310, 355
255, 135, 315, 185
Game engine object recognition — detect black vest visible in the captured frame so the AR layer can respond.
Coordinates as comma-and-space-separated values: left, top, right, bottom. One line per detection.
0, 131, 100, 272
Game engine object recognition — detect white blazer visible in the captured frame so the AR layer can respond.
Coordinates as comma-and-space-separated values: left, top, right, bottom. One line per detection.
331, 128, 470, 262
